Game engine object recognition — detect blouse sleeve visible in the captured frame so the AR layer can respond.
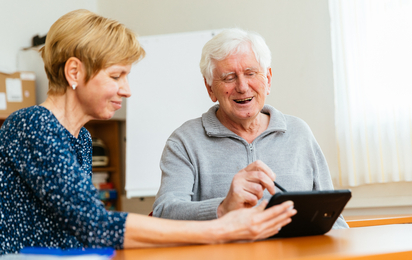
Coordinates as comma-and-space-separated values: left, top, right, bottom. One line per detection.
10, 116, 127, 249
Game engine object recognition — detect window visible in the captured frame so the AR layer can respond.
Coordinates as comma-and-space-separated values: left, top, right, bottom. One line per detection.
329, 0, 412, 186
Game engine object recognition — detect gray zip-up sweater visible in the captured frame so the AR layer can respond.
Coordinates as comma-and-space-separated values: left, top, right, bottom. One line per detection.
153, 104, 348, 229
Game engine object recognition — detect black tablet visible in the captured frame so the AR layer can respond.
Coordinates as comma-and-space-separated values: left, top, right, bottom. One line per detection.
265, 189, 351, 238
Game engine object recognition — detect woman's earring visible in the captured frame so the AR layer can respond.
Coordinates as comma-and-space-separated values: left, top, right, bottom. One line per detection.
72, 84, 77, 90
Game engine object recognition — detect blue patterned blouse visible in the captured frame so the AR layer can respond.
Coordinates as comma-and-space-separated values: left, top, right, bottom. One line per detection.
0, 106, 128, 254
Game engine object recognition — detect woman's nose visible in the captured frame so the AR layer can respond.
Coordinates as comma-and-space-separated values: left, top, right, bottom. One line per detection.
119, 77, 132, 98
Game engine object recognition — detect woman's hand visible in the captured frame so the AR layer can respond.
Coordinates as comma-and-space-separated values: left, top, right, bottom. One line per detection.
215, 200, 296, 242
123, 200, 295, 248
217, 160, 276, 217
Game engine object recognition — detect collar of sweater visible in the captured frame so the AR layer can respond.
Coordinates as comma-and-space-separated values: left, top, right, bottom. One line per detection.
201, 104, 287, 138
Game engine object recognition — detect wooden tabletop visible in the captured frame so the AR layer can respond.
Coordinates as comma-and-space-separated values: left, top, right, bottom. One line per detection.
113, 224, 412, 260
345, 215, 412, 228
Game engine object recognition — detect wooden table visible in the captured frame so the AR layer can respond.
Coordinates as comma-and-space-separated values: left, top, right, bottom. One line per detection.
345, 215, 412, 228
113, 224, 412, 260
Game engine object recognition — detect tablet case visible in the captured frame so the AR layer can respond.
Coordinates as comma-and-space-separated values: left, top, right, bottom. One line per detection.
265, 189, 351, 238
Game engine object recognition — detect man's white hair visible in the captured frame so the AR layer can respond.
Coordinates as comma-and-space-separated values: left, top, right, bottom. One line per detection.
200, 28, 272, 86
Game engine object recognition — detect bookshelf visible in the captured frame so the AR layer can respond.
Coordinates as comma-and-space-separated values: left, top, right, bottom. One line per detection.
85, 120, 123, 211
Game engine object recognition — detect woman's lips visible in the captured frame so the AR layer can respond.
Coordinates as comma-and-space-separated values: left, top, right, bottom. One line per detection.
111, 101, 122, 109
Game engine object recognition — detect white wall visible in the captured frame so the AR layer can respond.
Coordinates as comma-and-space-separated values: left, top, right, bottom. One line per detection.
0, 0, 97, 72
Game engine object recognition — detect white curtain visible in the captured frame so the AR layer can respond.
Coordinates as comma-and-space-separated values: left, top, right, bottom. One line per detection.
329, 0, 412, 186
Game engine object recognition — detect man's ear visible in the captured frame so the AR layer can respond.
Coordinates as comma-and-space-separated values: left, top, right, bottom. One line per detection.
64, 57, 82, 87
266, 67, 272, 95
204, 77, 218, 102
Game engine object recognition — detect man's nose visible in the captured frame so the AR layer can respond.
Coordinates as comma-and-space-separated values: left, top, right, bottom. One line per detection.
236, 75, 248, 93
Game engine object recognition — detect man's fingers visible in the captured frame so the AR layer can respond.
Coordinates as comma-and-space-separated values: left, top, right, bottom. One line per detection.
243, 181, 265, 198
223, 161, 277, 215
241, 191, 260, 207
243, 171, 275, 195
244, 160, 276, 181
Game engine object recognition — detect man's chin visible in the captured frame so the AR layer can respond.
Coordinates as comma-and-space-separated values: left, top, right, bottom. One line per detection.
234, 109, 261, 120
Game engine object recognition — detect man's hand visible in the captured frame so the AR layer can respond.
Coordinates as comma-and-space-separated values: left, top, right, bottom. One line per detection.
217, 160, 276, 217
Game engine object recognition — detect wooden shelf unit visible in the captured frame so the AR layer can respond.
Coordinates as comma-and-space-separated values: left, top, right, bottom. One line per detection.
0, 118, 124, 211
85, 120, 123, 211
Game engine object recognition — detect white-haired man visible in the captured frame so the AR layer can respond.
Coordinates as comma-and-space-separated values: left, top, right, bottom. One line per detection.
153, 28, 348, 229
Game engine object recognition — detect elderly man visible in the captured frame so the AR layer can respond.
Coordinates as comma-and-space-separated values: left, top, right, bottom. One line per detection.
153, 28, 348, 229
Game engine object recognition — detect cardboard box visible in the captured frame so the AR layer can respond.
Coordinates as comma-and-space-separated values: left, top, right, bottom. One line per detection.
0, 71, 36, 119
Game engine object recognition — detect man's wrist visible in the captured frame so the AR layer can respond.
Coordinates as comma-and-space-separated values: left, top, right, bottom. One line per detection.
217, 201, 226, 218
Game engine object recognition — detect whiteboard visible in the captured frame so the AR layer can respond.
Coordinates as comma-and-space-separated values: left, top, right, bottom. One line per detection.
126, 30, 220, 198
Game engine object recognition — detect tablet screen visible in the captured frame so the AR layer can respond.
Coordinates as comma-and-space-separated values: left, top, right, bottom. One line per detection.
265, 190, 351, 238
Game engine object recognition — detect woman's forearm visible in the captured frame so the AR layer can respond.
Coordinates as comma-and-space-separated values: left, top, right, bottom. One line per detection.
123, 213, 220, 248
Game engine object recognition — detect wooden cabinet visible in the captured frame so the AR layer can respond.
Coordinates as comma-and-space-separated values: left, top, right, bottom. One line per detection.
84, 120, 123, 211
0, 118, 124, 211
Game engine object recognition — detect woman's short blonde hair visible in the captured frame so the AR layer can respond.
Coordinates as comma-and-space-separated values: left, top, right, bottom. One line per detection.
40, 9, 145, 95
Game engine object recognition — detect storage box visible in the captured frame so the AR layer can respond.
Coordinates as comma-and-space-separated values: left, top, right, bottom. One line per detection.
0, 71, 36, 119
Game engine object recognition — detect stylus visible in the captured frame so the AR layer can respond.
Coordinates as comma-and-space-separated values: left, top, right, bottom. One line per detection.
274, 181, 287, 192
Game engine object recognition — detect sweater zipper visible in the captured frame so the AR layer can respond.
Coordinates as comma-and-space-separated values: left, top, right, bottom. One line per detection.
248, 143, 256, 163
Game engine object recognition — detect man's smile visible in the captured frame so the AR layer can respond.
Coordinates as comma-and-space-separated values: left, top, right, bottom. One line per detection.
233, 97, 253, 104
